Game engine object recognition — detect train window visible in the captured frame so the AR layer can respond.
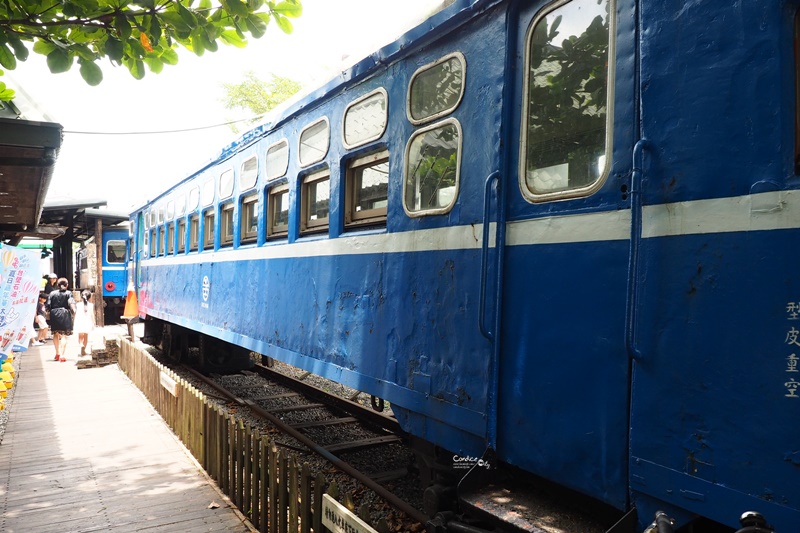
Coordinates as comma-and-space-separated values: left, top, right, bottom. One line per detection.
796, 9, 800, 173
166, 200, 174, 220
343, 89, 388, 149
266, 139, 289, 180
157, 208, 164, 224
178, 219, 186, 253
106, 240, 126, 264
219, 169, 234, 199
202, 177, 215, 206
298, 118, 330, 167
189, 215, 199, 251
158, 226, 165, 256
345, 150, 389, 228
176, 195, 186, 217
203, 208, 215, 249
149, 211, 156, 227
143, 231, 149, 257
188, 186, 200, 211
520, 0, 613, 202
240, 194, 258, 243
408, 52, 466, 125
143, 211, 150, 230
167, 223, 174, 254
149, 229, 156, 257
240, 156, 258, 190
404, 118, 462, 216
301, 169, 331, 235
267, 184, 290, 239
220, 202, 234, 246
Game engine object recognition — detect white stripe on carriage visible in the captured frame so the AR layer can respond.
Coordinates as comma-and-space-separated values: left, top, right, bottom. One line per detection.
642, 190, 800, 238
140, 191, 800, 266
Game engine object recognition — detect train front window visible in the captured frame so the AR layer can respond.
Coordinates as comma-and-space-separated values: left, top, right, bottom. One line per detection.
404, 119, 461, 216
106, 240, 126, 264
521, 0, 613, 201
346, 150, 389, 228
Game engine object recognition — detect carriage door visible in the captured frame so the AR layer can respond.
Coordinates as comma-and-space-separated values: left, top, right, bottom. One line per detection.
493, 0, 636, 510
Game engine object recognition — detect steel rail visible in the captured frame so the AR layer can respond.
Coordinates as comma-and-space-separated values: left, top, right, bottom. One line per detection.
183, 366, 429, 527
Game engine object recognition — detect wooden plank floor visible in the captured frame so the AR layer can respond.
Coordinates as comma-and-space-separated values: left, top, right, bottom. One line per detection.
0, 332, 255, 532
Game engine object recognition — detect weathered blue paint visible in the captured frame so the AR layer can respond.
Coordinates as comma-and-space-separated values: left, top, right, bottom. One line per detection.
129, 0, 800, 530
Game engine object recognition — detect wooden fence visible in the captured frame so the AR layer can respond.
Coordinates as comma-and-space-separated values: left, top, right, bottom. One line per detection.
118, 338, 382, 533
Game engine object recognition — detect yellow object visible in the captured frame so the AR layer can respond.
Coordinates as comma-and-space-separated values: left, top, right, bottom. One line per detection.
0, 370, 12, 390
123, 281, 138, 318
0, 389, 6, 398
2, 361, 14, 379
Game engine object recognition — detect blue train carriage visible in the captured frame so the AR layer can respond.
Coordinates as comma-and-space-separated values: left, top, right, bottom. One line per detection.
129, 0, 800, 531
76, 226, 129, 322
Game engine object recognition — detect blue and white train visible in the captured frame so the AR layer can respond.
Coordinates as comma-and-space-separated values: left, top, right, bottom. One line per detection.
129, 0, 800, 531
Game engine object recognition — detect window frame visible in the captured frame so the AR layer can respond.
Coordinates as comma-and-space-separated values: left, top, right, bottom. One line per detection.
220, 201, 234, 247
267, 183, 290, 240
518, 0, 616, 203
189, 214, 200, 251
240, 155, 259, 191
158, 226, 165, 256
240, 193, 259, 244
300, 168, 331, 235
149, 229, 156, 257
403, 118, 463, 217
345, 150, 389, 228
266, 138, 290, 180
203, 208, 216, 250
106, 239, 126, 264
407, 52, 467, 126
298, 117, 330, 168
219, 168, 234, 200
167, 223, 175, 254
177, 218, 186, 253
342, 88, 388, 149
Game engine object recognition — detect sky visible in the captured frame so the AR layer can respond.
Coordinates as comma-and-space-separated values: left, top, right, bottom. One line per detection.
6, 0, 446, 213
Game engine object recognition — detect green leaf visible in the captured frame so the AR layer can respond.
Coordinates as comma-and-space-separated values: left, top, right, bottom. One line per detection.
273, 0, 302, 18
144, 56, 163, 73
245, 14, 267, 38
115, 14, 132, 40
175, 2, 197, 26
124, 57, 145, 79
104, 36, 124, 63
7, 36, 28, 62
159, 47, 179, 65
223, 0, 250, 17
78, 58, 103, 85
32, 40, 57, 56
149, 15, 162, 42
0, 44, 16, 70
274, 14, 293, 34
158, 12, 192, 33
190, 30, 205, 56
46, 48, 71, 73
0, 86, 15, 102
219, 29, 247, 48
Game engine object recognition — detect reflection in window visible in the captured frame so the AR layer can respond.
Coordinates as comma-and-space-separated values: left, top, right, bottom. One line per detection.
106, 240, 126, 264
404, 119, 461, 215
268, 184, 290, 239
522, 0, 611, 198
266, 139, 289, 180
220, 203, 234, 246
346, 151, 389, 228
408, 53, 465, 124
241, 194, 259, 243
301, 170, 330, 234
240, 156, 258, 190
344, 89, 388, 148
299, 119, 329, 167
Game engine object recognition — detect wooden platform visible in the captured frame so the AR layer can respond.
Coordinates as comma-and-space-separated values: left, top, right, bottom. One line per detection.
0, 332, 255, 532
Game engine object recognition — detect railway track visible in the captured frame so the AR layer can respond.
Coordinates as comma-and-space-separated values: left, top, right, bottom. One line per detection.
181, 361, 429, 528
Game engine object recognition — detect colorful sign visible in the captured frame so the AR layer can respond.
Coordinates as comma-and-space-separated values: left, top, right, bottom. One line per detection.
0, 244, 42, 357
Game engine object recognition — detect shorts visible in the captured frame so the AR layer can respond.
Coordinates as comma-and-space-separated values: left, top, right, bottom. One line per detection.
35, 315, 47, 329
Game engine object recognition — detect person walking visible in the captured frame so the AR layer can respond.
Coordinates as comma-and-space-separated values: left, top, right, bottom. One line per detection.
43, 273, 57, 295
73, 290, 95, 356
31, 292, 49, 345
45, 278, 75, 362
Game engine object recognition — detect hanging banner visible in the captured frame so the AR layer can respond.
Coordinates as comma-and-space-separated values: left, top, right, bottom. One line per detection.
0, 244, 42, 356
